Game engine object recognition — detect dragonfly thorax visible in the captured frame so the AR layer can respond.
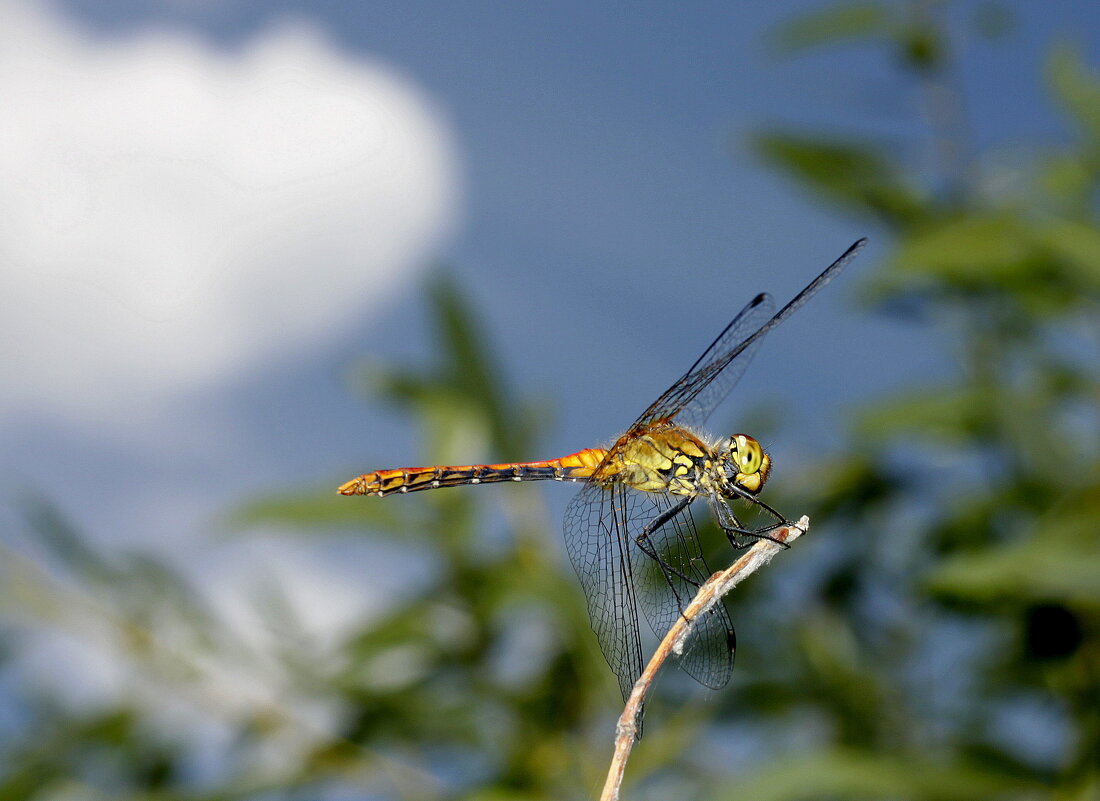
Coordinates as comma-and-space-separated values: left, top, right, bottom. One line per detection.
603, 423, 718, 496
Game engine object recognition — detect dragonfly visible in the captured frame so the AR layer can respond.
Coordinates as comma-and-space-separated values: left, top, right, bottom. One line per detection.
339, 239, 866, 703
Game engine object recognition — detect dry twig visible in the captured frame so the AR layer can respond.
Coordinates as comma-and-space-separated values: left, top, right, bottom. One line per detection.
598, 516, 810, 801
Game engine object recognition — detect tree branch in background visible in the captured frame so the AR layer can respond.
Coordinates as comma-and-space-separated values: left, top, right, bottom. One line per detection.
599, 516, 810, 801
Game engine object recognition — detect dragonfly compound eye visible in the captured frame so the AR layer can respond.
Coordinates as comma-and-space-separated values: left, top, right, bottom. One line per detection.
729, 434, 770, 493
734, 434, 762, 474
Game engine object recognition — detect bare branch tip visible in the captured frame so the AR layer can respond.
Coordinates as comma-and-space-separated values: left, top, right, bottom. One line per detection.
601, 512, 813, 800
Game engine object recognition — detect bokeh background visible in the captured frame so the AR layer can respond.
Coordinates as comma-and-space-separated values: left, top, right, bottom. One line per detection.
1, 1, 1098, 799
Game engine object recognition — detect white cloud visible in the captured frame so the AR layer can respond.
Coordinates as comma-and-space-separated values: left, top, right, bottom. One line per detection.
0, 5, 461, 750
0, 3, 459, 426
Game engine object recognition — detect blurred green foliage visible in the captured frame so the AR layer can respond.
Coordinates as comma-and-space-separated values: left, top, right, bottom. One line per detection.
738, 5, 1100, 801
2, 2, 1098, 799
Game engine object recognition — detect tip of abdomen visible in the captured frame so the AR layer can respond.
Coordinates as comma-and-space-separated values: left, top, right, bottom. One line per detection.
337, 476, 370, 495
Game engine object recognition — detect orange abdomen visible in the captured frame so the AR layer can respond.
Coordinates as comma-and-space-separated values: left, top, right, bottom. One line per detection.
337, 448, 608, 496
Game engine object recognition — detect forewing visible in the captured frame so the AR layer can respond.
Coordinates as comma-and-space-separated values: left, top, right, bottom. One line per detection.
631, 238, 867, 431
632, 293, 774, 432
563, 481, 644, 702
625, 491, 735, 690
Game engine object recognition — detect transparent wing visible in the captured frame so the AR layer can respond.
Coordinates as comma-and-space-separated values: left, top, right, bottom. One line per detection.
632, 292, 774, 432
627, 491, 735, 690
631, 238, 867, 431
562, 481, 735, 699
563, 481, 644, 702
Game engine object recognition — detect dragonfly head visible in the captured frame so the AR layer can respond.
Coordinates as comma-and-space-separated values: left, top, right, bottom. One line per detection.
723, 434, 771, 494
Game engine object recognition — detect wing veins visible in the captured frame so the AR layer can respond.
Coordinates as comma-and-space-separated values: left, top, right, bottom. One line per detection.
632, 238, 867, 429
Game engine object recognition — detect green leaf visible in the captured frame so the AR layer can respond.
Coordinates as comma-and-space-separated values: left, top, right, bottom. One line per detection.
925, 538, 1100, 607
1041, 152, 1096, 206
228, 487, 421, 536
891, 216, 1036, 282
429, 277, 522, 457
20, 494, 120, 585
752, 133, 926, 225
768, 2, 890, 54
1047, 44, 1100, 143
853, 386, 993, 443
715, 748, 1026, 801
1038, 218, 1100, 291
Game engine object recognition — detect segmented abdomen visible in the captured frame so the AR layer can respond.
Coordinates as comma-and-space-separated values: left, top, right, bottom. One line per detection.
337, 448, 608, 496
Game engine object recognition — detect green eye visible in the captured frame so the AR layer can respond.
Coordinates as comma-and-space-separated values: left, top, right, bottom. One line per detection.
735, 435, 762, 473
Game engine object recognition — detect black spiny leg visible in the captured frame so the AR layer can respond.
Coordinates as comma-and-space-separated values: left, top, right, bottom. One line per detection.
712, 489, 793, 549
633, 496, 703, 589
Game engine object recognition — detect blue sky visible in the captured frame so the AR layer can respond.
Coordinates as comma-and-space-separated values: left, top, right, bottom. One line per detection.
43, 1, 1095, 489
1, 0, 1097, 731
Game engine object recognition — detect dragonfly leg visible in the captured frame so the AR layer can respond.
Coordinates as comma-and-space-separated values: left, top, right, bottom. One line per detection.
632, 496, 704, 591
724, 484, 792, 526
719, 522, 792, 550
711, 499, 755, 549
713, 492, 793, 549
